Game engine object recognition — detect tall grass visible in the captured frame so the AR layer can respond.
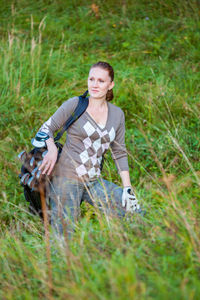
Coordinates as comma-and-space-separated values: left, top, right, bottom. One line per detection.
0, 0, 200, 299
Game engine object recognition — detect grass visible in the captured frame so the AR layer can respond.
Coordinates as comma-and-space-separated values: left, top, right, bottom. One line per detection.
0, 0, 200, 299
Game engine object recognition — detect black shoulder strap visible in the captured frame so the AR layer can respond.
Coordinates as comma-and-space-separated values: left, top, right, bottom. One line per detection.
54, 91, 89, 142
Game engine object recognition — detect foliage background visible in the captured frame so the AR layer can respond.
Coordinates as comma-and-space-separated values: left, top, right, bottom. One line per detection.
0, 0, 199, 299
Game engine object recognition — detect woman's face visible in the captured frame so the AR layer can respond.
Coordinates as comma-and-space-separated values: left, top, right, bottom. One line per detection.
88, 67, 114, 99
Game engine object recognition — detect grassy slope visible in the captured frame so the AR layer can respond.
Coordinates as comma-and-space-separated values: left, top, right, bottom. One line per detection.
0, 0, 200, 299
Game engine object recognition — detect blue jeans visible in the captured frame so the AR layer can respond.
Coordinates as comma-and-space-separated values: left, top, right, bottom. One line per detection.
48, 176, 126, 238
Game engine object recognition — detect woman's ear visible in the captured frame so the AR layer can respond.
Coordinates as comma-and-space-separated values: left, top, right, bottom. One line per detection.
109, 81, 115, 90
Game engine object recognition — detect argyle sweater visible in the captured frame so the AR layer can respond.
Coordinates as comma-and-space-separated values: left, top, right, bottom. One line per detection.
39, 96, 129, 182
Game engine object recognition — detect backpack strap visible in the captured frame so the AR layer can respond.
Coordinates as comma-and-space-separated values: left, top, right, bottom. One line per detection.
54, 91, 89, 142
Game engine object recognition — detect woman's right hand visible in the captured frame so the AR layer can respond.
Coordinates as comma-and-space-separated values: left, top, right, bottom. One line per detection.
38, 138, 58, 176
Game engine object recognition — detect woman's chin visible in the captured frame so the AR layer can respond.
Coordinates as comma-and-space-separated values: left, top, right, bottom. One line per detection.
89, 92, 105, 99
91, 91, 99, 96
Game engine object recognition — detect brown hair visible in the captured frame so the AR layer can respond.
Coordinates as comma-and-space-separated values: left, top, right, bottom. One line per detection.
90, 61, 114, 101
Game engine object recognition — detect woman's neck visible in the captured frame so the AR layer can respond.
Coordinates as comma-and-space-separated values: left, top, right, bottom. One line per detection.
89, 96, 107, 109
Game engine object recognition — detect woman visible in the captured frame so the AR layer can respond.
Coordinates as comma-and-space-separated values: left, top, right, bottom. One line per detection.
38, 61, 142, 238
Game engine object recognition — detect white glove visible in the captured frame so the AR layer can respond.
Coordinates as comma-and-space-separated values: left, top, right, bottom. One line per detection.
122, 187, 140, 213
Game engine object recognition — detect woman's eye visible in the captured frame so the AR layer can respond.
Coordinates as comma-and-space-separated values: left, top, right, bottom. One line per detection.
89, 78, 104, 82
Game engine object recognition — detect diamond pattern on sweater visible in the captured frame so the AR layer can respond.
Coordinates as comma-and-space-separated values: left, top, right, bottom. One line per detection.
88, 167, 96, 178
80, 150, 90, 164
93, 138, 101, 152
83, 121, 95, 136
75, 121, 116, 179
96, 127, 108, 138
75, 164, 87, 176
91, 153, 98, 166
102, 142, 109, 152
109, 127, 115, 142
83, 137, 92, 149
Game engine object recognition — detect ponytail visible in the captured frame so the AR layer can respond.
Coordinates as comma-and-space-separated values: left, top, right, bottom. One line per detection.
106, 89, 114, 101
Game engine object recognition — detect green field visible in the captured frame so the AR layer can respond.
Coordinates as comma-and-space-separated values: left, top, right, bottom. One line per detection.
0, 0, 200, 299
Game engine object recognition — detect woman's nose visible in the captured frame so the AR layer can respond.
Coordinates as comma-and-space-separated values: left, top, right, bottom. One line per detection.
92, 80, 99, 87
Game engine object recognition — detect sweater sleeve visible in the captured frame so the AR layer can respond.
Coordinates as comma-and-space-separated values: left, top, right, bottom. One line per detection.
110, 109, 129, 174
38, 96, 79, 138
